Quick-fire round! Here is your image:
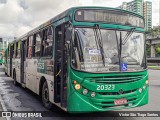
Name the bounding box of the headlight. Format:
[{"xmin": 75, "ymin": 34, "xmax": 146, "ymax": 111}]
[
  {"xmin": 143, "ymin": 85, "xmax": 146, "ymax": 89},
  {"xmin": 83, "ymin": 89, "xmax": 88, "ymax": 95},
  {"xmin": 139, "ymin": 88, "xmax": 142, "ymax": 93},
  {"xmin": 146, "ymin": 80, "xmax": 149, "ymax": 85},
  {"xmin": 91, "ymin": 92, "xmax": 96, "ymax": 97},
  {"xmin": 75, "ymin": 84, "xmax": 81, "ymax": 90}
]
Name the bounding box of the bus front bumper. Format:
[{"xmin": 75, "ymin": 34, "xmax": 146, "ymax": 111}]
[{"xmin": 67, "ymin": 86, "xmax": 148, "ymax": 113}]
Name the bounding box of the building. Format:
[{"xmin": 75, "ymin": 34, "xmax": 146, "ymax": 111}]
[
  {"xmin": 118, "ymin": 2, "xmax": 128, "ymax": 10},
  {"xmin": 143, "ymin": 1, "xmax": 152, "ymax": 31},
  {"xmin": 0, "ymin": 38, "xmax": 9, "ymax": 53},
  {"xmin": 127, "ymin": 0, "xmax": 143, "ymax": 16},
  {"xmin": 118, "ymin": 0, "xmax": 143, "ymax": 15},
  {"xmin": 118, "ymin": 0, "xmax": 152, "ymax": 31}
]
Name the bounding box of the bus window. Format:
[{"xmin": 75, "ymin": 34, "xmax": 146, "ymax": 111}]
[
  {"xmin": 28, "ymin": 36, "xmax": 33, "ymax": 58},
  {"xmin": 15, "ymin": 41, "xmax": 21, "ymax": 58},
  {"xmin": 15, "ymin": 42, "xmax": 18, "ymax": 58},
  {"xmin": 8, "ymin": 46, "xmax": 10, "ymax": 57},
  {"xmin": 35, "ymin": 33, "xmax": 41, "ymax": 57},
  {"xmin": 26, "ymin": 38, "xmax": 29, "ymax": 58},
  {"xmin": 13, "ymin": 44, "xmax": 15, "ymax": 58},
  {"xmin": 17, "ymin": 41, "xmax": 21, "ymax": 58},
  {"xmin": 42, "ymin": 27, "xmax": 53, "ymax": 57}
]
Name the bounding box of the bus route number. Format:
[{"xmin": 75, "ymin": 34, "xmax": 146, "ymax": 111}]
[{"xmin": 96, "ymin": 85, "xmax": 115, "ymax": 91}]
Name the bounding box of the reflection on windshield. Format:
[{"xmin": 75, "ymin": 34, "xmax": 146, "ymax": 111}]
[
  {"xmin": 71, "ymin": 28, "xmax": 146, "ymax": 73},
  {"xmin": 119, "ymin": 31, "xmax": 145, "ymax": 67}
]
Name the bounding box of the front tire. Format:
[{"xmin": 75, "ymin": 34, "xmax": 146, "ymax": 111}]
[
  {"xmin": 42, "ymin": 81, "xmax": 52, "ymax": 109},
  {"xmin": 13, "ymin": 71, "xmax": 18, "ymax": 86},
  {"xmin": 5, "ymin": 72, "xmax": 7, "ymax": 76}
]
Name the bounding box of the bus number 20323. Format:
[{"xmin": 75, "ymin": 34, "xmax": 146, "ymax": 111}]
[{"xmin": 97, "ymin": 85, "xmax": 115, "ymax": 90}]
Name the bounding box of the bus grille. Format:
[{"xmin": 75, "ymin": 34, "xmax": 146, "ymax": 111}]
[
  {"xmin": 98, "ymin": 89, "xmax": 137, "ymax": 95},
  {"xmin": 90, "ymin": 74, "xmax": 145, "ymax": 84}
]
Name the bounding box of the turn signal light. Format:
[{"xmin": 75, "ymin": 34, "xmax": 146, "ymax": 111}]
[
  {"xmin": 146, "ymin": 80, "xmax": 149, "ymax": 85},
  {"xmin": 73, "ymin": 80, "xmax": 77, "ymax": 84}
]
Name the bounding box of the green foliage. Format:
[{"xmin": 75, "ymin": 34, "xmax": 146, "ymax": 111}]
[
  {"xmin": 146, "ymin": 44, "xmax": 151, "ymax": 57},
  {"xmin": 147, "ymin": 27, "xmax": 160, "ymax": 36},
  {"xmin": 156, "ymin": 45, "xmax": 160, "ymax": 54}
]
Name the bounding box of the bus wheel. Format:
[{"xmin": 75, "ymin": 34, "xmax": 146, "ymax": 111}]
[
  {"xmin": 5, "ymin": 72, "xmax": 7, "ymax": 76},
  {"xmin": 13, "ymin": 71, "xmax": 18, "ymax": 86},
  {"xmin": 42, "ymin": 81, "xmax": 52, "ymax": 110}
]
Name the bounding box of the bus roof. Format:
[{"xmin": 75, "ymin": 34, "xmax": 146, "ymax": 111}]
[{"xmin": 17, "ymin": 6, "xmax": 144, "ymax": 40}]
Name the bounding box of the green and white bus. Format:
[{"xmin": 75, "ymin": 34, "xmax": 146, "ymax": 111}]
[
  {"xmin": 5, "ymin": 7, "xmax": 148, "ymax": 112},
  {"xmin": 0, "ymin": 52, "xmax": 3, "ymax": 65}
]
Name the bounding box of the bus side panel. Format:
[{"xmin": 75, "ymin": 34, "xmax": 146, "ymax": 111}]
[
  {"xmin": 25, "ymin": 58, "xmax": 38, "ymax": 94},
  {"xmin": 37, "ymin": 59, "xmax": 54, "ymax": 103},
  {"xmin": 37, "ymin": 72, "xmax": 54, "ymax": 103},
  {"xmin": 12, "ymin": 58, "xmax": 16, "ymax": 78},
  {"xmin": 15, "ymin": 59, "xmax": 21, "ymax": 83}
]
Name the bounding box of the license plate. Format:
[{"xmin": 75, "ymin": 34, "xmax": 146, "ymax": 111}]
[{"xmin": 114, "ymin": 98, "xmax": 127, "ymax": 105}]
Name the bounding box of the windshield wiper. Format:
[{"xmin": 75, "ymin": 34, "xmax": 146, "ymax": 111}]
[
  {"xmin": 93, "ymin": 24, "xmax": 105, "ymax": 66},
  {"xmin": 75, "ymin": 30, "xmax": 84, "ymax": 62},
  {"xmin": 119, "ymin": 32, "xmax": 122, "ymax": 71},
  {"xmin": 122, "ymin": 28, "xmax": 136, "ymax": 45}
]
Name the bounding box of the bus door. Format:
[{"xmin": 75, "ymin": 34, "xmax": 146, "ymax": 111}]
[
  {"xmin": 20, "ymin": 40, "xmax": 26, "ymax": 84},
  {"xmin": 54, "ymin": 24, "xmax": 68, "ymax": 107}
]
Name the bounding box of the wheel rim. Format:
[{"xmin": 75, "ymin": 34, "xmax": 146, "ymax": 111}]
[{"xmin": 43, "ymin": 87, "xmax": 49, "ymax": 103}]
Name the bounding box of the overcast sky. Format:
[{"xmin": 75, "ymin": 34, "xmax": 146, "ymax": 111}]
[{"xmin": 0, "ymin": 0, "xmax": 158, "ymax": 37}]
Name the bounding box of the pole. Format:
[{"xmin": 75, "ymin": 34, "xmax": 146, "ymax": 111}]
[
  {"xmin": 159, "ymin": 0, "xmax": 160, "ymax": 26},
  {"xmin": 159, "ymin": 0, "xmax": 160, "ymax": 31}
]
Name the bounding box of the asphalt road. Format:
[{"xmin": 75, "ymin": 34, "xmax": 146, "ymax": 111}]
[{"xmin": 0, "ymin": 66, "xmax": 159, "ymax": 120}]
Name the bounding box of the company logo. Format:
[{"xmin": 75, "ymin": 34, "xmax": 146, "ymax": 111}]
[
  {"xmin": 37, "ymin": 63, "xmax": 44, "ymax": 69},
  {"xmin": 118, "ymin": 89, "xmax": 124, "ymax": 94}
]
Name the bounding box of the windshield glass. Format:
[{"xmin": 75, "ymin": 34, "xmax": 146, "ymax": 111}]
[
  {"xmin": 118, "ymin": 31, "xmax": 145, "ymax": 71},
  {"xmin": 71, "ymin": 27, "xmax": 146, "ymax": 73}
]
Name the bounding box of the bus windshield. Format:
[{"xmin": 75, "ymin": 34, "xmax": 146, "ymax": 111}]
[{"xmin": 71, "ymin": 27, "xmax": 145, "ymax": 73}]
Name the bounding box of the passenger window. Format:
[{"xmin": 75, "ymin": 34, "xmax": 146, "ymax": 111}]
[
  {"xmin": 15, "ymin": 42, "xmax": 18, "ymax": 58},
  {"xmin": 28, "ymin": 36, "xmax": 33, "ymax": 58},
  {"xmin": 8, "ymin": 47, "xmax": 10, "ymax": 56},
  {"xmin": 42, "ymin": 26, "xmax": 53, "ymax": 57},
  {"xmin": 17, "ymin": 41, "xmax": 21, "ymax": 58},
  {"xmin": 26, "ymin": 38, "xmax": 29, "ymax": 58},
  {"xmin": 13, "ymin": 44, "xmax": 16, "ymax": 58},
  {"xmin": 35, "ymin": 33, "xmax": 41, "ymax": 57}
]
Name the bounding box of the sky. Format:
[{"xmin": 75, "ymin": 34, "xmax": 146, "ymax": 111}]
[{"xmin": 0, "ymin": 0, "xmax": 158, "ymax": 38}]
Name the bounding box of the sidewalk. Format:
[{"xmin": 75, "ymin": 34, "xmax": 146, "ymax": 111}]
[
  {"xmin": 148, "ymin": 66, "xmax": 160, "ymax": 70},
  {"xmin": 0, "ymin": 102, "xmax": 7, "ymax": 120},
  {"xmin": 0, "ymin": 65, "xmax": 7, "ymax": 120}
]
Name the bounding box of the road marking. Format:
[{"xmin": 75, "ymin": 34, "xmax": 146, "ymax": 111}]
[{"xmin": 0, "ymin": 90, "xmax": 11, "ymax": 120}]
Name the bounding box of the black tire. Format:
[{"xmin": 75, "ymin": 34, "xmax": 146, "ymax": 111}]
[
  {"xmin": 5, "ymin": 72, "xmax": 7, "ymax": 76},
  {"xmin": 42, "ymin": 81, "xmax": 52, "ymax": 109},
  {"xmin": 13, "ymin": 71, "xmax": 18, "ymax": 86}
]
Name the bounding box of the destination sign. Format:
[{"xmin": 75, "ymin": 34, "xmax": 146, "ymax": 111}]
[{"xmin": 75, "ymin": 9, "xmax": 144, "ymax": 28}]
